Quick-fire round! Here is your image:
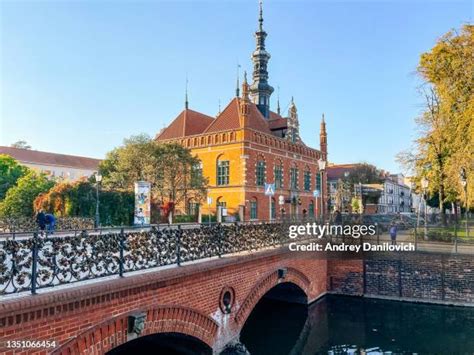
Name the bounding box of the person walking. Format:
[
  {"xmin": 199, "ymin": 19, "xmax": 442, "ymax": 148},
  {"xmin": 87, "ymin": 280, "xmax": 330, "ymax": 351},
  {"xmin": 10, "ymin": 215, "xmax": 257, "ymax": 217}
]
[
  {"xmin": 334, "ymin": 210, "xmax": 342, "ymax": 225},
  {"xmin": 45, "ymin": 213, "xmax": 56, "ymax": 235},
  {"xmin": 36, "ymin": 210, "xmax": 46, "ymax": 233},
  {"xmin": 389, "ymin": 223, "xmax": 398, "ymax": 245}
]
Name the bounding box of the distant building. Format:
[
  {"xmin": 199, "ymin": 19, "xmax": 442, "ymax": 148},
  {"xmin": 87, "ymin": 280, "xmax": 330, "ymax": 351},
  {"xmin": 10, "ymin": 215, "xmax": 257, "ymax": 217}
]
[
  {"xmin": 327, "ymin": 164, "xmax": 412, "ymax": 214},
  {"xmin": 377, "ymin": 174, "xmax": 412, "ymax": 213},
  {"xmin": 0, "ymin": 146, "xmax": 101, "ymax": 181}
]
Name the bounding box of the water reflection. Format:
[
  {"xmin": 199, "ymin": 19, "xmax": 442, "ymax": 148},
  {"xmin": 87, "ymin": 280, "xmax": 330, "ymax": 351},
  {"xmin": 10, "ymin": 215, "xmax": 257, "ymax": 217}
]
[{"xmin": 241, "ymin": 295, "xmax": 474, "ymax": 354}]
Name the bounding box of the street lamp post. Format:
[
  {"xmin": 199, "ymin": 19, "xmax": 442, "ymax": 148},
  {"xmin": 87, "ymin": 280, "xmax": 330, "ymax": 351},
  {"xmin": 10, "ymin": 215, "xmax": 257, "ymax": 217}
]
[
  {"xmin": 95, "ymin": 173, "xmax": 102, "ymax": 229},
  {"xmin": 460, "ymin": 168, "xmax": 469, "ymax": 238},
  {"xmin": 318, "ymin": 159, "xmax": 327, "ymax": 223},
  {"xmin": 421, "ymin": 177, "xmax": 429, "ymax": 240}
]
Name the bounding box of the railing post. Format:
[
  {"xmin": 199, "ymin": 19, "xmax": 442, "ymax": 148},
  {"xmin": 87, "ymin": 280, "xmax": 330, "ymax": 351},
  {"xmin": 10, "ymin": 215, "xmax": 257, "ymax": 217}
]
[
  {"xmin": 31, "ymin": 232, "xmax": 39, "ymax": 295},
  {"xmin": 119, "ymin": 228, "xmax": 124, "ymax": 277},
  {"xmin": 454, "ymin": 222, "xmax": 458, "ymax": 254},
  {"xmin": 176, "ymin": 225, "xmax": 181, "ymax": 266},
  {"xmin": 375, "ymin": 222, "xmax": 379, "ymax": 245},
  {"xmin": 414, "ymin": 224, "xmax": 417, "ymax": 251},
  {"xmin": 217, "ymin": 223, "xmax": 222, "ymax": 258}
]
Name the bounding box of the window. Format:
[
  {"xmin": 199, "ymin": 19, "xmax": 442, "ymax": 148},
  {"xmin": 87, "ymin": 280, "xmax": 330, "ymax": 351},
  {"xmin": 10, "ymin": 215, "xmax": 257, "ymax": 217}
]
[
  {"xmin": 271, "ymin": 199, "xmax": 276, "ymax": 219},
  {"xmin": 217, "ymin": 160, "xmax": 230, "ymax": 185},
  {"xmin": 256, "ymin": 160, "xmax": 266, "ymax": 186},
  {"xmin": 250, "ymin": 199, "xmax": 258, "ymax": 219},
  {"xmin": 191, "ymin": 162, "xmax": 203, "ymax": 187},
  {"xmin": 217, "ymin": 200, "xmax": 227, "ymax": 208},
  {"xmin": 290, "ymin": 167, "xmax": 298, "ymax": 190},
  {"xmin": 304, "ymin": 169, "xmax": 311, "ymax": 191},
  {"xmin": 187, "ymin": 201, "xmax": 200, "ymax": 215},
  {"xmin": 274, "ymin": 164, "xmax": 283, "ymax": 189},
  {"xmin": 315, "ymin": 173, "xmax": 321, "ymax": 191},
  {"xmin": 309, "ymin": 201, "xmax": 315, "ymax": 217}
]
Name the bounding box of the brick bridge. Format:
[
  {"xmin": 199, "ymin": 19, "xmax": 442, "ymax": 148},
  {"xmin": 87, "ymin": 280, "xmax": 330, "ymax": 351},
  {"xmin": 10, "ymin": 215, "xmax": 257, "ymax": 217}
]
[
  {"xmin": 2, "ymin": 224, "xmax": 473, "ymax": 355},
  {"xmin": 0, "ymin": 245, "xmax": 363, "ymax": 355}
]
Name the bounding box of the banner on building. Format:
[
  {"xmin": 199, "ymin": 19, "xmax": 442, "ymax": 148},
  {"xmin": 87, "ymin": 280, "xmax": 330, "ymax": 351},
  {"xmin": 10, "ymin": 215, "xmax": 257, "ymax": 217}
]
[{"xmin": 134, "ymin": 181, "xmax": 151, "ymax": 225}]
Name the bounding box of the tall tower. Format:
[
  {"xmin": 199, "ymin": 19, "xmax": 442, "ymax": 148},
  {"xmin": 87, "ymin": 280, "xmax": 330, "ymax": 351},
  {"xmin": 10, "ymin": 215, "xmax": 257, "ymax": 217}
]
[
  {"xmin": 249, "ymin": 1, "xmax": 274, "ymax": 119},
  {"xmin": 320, "ymin": 114, "xmax": 328, "ymax": 159}
]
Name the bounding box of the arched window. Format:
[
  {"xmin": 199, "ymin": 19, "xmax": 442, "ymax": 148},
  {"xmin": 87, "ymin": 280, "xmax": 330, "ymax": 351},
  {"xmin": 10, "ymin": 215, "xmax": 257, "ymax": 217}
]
[
  {"xmin": 256, "ymin": 156, "xmax": 266, "ymax": 186},
  {"xmin": 250, "ymin": 198, "xmax": 258, "ymax": 220},
  {"xmin": 217, "ymin": 197, "xmax": 226, "ymax": 208},
  {"xmin": 216, "ymin": 156, "xmax": 230, "ymax": 186}
]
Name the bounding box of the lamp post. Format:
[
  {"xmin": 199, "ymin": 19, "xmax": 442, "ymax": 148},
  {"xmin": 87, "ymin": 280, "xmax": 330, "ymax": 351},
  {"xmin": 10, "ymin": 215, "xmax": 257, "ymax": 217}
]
[
  {"xmin": 318, "ymin": 159, "xmax": 327, "ymax": 223},
  {"xmin": 460, "ymin": 168, "xmax": 469, "ymax": 238},
  {"xmin": 95, "ymin": 173, "xmax": 102, "ymax": 229},
  {"xmin": 421, "ymin": 177, "xmax": 429, "ymax": 240}
]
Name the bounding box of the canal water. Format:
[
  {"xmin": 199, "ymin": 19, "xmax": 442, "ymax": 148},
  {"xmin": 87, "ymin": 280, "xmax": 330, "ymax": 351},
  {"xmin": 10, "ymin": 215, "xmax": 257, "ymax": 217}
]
[{"xmin": 240, "ymin": 295, "xmax": 474, "ymax": 354}]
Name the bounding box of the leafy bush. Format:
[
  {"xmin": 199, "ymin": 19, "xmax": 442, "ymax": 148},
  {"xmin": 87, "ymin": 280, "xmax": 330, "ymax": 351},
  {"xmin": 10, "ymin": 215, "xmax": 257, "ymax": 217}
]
[
  {"xmin": 34, "ymin": 181, "xmax": 134, "ymax": 226},
  {"xmin": 426, "ymin": 230, "xmax": 453, "ymax": 242},
  {"xmin": 174, "ymin": 214, "xmax": 197, "ymax": 223},
  {"xmin": 0, "ymin": 171, "xmax": 54, "ymax": 218}
]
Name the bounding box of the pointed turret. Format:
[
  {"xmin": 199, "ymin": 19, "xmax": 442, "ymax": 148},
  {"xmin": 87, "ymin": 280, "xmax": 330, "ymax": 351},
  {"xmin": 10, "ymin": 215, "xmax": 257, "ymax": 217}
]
[
  {"xmin": 320, "ymin": 113, "xmax": 328, "ymax": 159},
  {"xmin": 185, "ymin": 77, "xmax": 189, "ymax": 109},
  {"xmin": 286, "ymin": 97, "xmax": 300, "ymax": 143},
  {"xmin": 240, "ymin": 71, "xmax": 250, "ymax": 127},
  {"xmin": 249, "ymin": 0, "xmax": 274, "ymax": 119}
]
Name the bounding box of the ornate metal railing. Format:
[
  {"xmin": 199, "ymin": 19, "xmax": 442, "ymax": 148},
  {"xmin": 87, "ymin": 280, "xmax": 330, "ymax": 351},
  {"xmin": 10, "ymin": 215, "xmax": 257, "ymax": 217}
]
[{"xmin": 0, "ymin": 223, "xmax": 290, "ymax": 295}]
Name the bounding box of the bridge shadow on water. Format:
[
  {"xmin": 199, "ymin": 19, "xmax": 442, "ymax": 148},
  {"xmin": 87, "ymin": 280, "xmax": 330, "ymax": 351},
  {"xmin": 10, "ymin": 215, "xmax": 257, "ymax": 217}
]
[
  {"xmin": 106, "ymin": 333, "xmax": 212, "ymax": 355},
  {"xmin": 240, "ymin": 282, "xmax": 309, "ymax": 355}
]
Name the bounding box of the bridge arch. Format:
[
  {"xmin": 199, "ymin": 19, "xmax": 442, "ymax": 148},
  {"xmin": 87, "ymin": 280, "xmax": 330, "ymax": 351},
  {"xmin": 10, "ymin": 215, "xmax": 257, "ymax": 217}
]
[
  {"xmin": 234, "ymin": 267, "xmax": 311, "ymax": 327},
  {"xmin": 53, "ymin": 305, "xmax": 219, "ymax": 355}
]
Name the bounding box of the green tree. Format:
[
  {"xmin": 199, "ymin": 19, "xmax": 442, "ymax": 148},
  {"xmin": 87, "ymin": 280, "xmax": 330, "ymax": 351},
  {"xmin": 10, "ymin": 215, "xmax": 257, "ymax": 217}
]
[
  {"xmin": 0, "ymin": 171, "xmax": 54, "ymax": 217},
  {"xmin": 34, "ymin": 180, "xmax": 134, "ymax": 226},
  {"xmin": 100, "ymin": 134, "xmax": 208, "ymax": 220},
  {"xmin": 343, "ymin": 163, "xmax": 384, "ymax": 186},
  {"xmin": 0, "ymin": 155, "xmax": 29, "ymax": 200}
]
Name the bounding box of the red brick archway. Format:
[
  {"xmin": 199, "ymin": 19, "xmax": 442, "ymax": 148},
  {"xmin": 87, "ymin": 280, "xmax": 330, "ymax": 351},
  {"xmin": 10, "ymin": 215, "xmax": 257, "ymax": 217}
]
[
  {"xmin": 235, "ymin": 267, "xmax": 311, "ymax": 327},
  {"xmin": 54, "ymin": 305, "xmax": 218, "ymax": 355}
]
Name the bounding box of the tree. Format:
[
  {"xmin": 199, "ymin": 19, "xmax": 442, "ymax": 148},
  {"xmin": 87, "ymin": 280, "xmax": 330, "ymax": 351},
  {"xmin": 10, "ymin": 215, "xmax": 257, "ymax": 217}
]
[
  {"xmin": 398, "ymin": 25, "xmax": 473, "ymax": 224},
  {"xmin": 34, "ymin": 180, "xmax": 134, "ymax": 226},
  {"xmin": 11, "ymin": 140, "xmax": 31, "ymax": 149},
  {"xmin": 0, "ymin": 171, "xmax": 54, "ymax": 217},
  {"xmin": 100, "ymin": 134, "xmax": 208, "ymax": 221},
  {"xmin": 0, "ymin": 155, "xmax": 29, "ymax": 200},
  {"xmin": 342, "ymin": 163, "xmax": 384, "ymax": 186}
]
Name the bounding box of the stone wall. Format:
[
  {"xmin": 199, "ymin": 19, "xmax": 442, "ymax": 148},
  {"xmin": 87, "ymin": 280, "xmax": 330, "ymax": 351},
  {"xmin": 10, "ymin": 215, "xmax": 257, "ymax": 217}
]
[{"xmin": 328, "ymin": 252, "xmax": 474, "ymax": 305}]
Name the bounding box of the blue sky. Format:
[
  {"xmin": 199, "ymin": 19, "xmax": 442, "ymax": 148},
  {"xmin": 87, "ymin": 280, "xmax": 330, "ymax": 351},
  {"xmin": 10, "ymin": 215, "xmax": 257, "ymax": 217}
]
[{"xmin": 1, "ymin": 0, "xmax": 471, "ymax": 173}]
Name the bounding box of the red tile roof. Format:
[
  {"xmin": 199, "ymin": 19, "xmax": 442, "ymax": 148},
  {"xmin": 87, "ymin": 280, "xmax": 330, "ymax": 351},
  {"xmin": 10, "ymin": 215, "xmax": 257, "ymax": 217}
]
[
  {"xmin": 156, "ymin": 109, "xmax": 214, "ymax": 140},
  {"xmin": 268, "ymin": 111, "xmax": 287, "ymax": 130},
  {"xmin": 0, "ymin": 146, "xmax": 101, "ymax": 170},
  {"xmin": 204, "ymin": 98, "xmax": 273, "ymax": 135}
]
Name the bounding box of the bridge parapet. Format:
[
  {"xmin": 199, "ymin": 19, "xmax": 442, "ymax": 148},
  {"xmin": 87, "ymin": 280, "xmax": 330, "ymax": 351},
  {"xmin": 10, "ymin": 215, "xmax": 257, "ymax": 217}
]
[{"xmin": 0, "ymin": 223, "xmax": 291, "ymax": 296}]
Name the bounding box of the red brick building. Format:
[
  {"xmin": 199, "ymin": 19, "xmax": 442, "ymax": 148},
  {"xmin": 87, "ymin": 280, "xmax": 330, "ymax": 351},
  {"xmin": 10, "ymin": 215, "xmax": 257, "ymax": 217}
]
[{"xmin": 155, "ymin": 4, "xmax": 328, "ymax": 221}]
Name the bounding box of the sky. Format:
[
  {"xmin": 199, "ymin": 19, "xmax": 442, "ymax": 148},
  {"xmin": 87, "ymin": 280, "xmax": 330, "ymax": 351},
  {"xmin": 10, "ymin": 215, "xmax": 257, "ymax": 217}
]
[{"xmin": 0, "ymin": 0, "xmax": 471, "ymax": 173}]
